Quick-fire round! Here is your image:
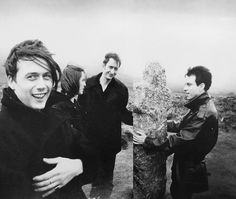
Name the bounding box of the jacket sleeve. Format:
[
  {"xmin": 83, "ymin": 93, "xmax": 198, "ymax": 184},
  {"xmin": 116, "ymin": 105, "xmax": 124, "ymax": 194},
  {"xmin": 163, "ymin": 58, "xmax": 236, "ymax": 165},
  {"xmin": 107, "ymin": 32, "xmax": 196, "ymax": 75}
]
[
  {"xmin": 143, "ymin": 111, "xmax": 206, "ymax": 156},
  {"xmin": 167, "ymin": 111, "xmax": 207, "ymax": 156},
  {"xmin": 0, "ymin": 140, "xmax": 31, "ymax": 196},
  {"xmin": 169, "ymin": 114, "xmax": 205, "ymax": 144},
  {"xmin": 120, "ymin": 87, "xmax": 133, "ymax": 125}
]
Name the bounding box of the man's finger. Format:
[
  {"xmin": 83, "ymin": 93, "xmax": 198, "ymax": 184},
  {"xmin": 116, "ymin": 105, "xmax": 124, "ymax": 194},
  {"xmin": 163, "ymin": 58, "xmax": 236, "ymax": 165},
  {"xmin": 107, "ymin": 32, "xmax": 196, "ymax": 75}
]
[
  {"xmin": 42, "ymin": 187, "xmax": 57, "ymax": 198},
  {"xmin": 135, "ymin": 130, "xmax": 144, "ymax": 135},
  {"xmin": 33, "ymin": 169, "xmax": 57, "ymax": 182},
  {"xmin": 134, "ymin": 142, "xmax": 141, "ymax": 145},
  {"xmin": 33, "ymin": 176, "xmax": 57, "ymax": 188},
  {"xmin": 35, "ymin": 181, "xmax": 58, "ymax": 192},
  {"xmin": 43, "ymin": 157, "xmax": 61, "ymax": 165}
]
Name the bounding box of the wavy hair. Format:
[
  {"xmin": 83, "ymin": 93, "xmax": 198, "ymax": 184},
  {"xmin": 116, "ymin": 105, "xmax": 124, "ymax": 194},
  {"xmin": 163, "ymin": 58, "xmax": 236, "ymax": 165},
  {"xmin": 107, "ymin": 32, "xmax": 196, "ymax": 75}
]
[{"xmin": 4, "ymin": 39, "xmax": 61, "ymax": 89}]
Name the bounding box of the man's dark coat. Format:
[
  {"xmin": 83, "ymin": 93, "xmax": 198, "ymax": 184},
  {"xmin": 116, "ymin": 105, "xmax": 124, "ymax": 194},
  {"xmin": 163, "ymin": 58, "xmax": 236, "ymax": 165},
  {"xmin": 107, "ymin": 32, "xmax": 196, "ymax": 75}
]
[
  {"xmin": 81, "ymin": 73, "xmax": 133, "ymax": 154},
  {"xmin": 0, "ymin": 88, "xmax": 92, "ymax": 199}
]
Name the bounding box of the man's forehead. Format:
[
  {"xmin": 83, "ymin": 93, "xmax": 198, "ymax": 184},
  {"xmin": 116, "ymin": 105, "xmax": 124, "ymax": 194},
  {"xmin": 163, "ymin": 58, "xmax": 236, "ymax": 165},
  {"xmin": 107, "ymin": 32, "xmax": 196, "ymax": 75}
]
[
  {"xmin": 185, "ymin": 75, "xmax": 196, "ymax": 83},
  {"xmin": 106, "ymin": 58, "xmax": 119, "ymax": 67},
  {"xmin": 17, "ymin": 58, "xmax": 50, "ymax": 73}
]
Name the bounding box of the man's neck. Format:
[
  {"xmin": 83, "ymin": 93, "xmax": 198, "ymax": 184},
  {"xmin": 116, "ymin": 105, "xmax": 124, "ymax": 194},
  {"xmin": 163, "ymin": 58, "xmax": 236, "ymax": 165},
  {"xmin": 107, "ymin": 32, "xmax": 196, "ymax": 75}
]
[{"xmin": 99, "ymin": 73, "xmax": 112, "ymax": 92}]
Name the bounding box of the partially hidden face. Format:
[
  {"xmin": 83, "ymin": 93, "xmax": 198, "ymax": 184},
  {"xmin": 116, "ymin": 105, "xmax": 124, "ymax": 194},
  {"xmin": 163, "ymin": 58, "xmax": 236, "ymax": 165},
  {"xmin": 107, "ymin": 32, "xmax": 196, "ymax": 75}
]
[
  {"xmin": 103, "ymin": 58, "xmax": 120, "ymax": 80},
  {"xmin": 79, "ymin": 71, "xmax": 87, "ymax": 95},
  {"xmin": 8, "ymin": 59, "xmax": 53, "ymax": 109},
  {"xmin": 183, "ymin": 75, "xmax": 205, "ymax": 100}
]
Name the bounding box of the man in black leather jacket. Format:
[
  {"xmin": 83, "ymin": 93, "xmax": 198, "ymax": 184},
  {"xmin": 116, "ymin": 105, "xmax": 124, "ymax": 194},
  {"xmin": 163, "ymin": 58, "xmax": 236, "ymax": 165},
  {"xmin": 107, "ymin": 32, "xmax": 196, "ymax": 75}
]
[{"xmin": 134, "ymin": 66, "xmax": 218, "ymax": 199}]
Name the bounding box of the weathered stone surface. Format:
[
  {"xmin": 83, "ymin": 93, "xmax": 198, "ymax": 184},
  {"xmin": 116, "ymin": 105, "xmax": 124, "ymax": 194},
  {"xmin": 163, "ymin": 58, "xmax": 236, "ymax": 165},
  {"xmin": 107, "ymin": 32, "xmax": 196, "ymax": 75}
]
[{"xmin": 133, "ymin": 63, "xmax": 170, "ymax": 199}]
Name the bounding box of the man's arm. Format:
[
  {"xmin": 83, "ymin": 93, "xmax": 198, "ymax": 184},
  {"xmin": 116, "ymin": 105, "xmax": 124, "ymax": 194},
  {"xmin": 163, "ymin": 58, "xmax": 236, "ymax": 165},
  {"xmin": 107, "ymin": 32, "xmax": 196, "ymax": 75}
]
[
  {"xmin": 120, "ymin": 87, "xmax": 133, "ymax": 125},
  {"xmin": 168, "ymin": 114, "xmax": 205, "ymax": 148},
  {"xmin": 164, "ymin": 112, "xmax": 206, "ymax": 156},
  {"xmin": 135, "ymin": 111, "xmax": 207, "ymax": 157}
]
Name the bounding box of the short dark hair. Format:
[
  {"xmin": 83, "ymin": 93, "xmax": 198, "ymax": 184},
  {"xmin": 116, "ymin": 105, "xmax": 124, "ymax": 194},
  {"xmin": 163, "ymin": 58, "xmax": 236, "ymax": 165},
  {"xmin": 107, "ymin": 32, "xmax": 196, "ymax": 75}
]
[
  {"xmin": 186, "ymin": 66, "xmax": 212, "ymax": 91},
  {"xmin": 4, "ymin": 39, "xmax": 61, "ymax": 89},
  {"xmin": 61, "ymin": 65, "xmax": 85, "ymax": 98},
  {"xmin": 103, "ymin": 53, "xmax": 121, "ymax": 67}
]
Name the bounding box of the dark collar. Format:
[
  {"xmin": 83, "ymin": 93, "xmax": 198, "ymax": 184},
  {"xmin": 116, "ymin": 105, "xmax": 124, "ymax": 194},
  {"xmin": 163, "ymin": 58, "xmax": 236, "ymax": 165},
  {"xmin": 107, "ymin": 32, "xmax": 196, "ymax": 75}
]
[
  {"xmin": 185, "ymin": 92, "xmax": 210, "ymax": 110},
  {"xmin": 1, "ymin": 87, "xmax": 65, "ymax": 115},
  {"xmin": 87, "ymin": 73, "xmax": 116, "ymax": 88}
]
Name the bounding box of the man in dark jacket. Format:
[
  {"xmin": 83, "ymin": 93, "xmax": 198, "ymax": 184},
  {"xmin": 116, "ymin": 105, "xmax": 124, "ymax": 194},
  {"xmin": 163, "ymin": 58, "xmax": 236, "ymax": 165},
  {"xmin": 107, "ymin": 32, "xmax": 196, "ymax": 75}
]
[
  {"xmin": 0, "ymin": 40, "xmax": 92, "ymax": 199},
  {"xmin": 134, "ymin": 66, "xmax": 218, "ymax": 199},
  {"xmin": 81, "ymin": 53, "xmax": 133, "ymax": 199}
]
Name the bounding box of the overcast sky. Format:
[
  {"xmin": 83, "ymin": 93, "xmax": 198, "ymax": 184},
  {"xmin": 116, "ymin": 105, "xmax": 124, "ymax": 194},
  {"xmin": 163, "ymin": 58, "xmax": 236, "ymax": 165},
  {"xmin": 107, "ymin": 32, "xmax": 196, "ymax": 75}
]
[{"xmin": 0, "ymin": 0, "xmax": 235, "ymax": 93}]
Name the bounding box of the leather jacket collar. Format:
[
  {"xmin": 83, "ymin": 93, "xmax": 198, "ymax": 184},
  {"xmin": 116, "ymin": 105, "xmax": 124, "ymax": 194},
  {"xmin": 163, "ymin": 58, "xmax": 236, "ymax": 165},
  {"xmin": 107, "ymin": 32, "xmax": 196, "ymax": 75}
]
[{"xmin": 185, "ymin": 92, "xmax": 210, "ymax": 110}]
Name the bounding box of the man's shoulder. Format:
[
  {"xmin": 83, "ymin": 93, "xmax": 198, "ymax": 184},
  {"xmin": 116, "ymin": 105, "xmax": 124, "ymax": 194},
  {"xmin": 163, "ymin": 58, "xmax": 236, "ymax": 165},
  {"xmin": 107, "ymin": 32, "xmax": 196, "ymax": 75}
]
[
  {"xmin": 113, "ymin": 78, "xmax": 128, "ymax": 91},
  {"xmin": 86, "ymin": 74, "xmax": 99, "ymax": 88},
  {"xmin": 206, "ymin": 98, "xmax": 218, "ymax": 118},
  {"xmin": 197, "ymin": 98, "xmax": 218, "ymax": 119}
]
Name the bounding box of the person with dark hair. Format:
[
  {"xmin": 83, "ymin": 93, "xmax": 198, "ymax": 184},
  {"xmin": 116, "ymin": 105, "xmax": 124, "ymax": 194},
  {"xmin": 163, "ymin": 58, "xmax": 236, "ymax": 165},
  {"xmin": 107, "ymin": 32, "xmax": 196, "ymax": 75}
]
[
  {"xmin": 49, "ymin": 64, "xmax": 88, "ymax": 140},
  {"xmin": 61, "ymin": 65, "xmax": 86, "ymax": 99},
  {"xmin": 0, "ymin": 40, "xmax": 92, "ymax": 199},
  {"xmin": 134, "ymin": 66, "xmax": 218, "ymax": 199},
  {"xmin": 80, "ymin": 53, "xmax": 133, "ymax": 199}
]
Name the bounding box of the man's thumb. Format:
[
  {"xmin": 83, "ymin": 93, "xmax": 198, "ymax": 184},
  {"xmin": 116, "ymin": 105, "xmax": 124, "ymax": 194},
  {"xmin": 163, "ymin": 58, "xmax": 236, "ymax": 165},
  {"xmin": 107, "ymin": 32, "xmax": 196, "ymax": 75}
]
[{"xmin": 43, "ymin": 157, "xmax": 61, "ymax": 164}]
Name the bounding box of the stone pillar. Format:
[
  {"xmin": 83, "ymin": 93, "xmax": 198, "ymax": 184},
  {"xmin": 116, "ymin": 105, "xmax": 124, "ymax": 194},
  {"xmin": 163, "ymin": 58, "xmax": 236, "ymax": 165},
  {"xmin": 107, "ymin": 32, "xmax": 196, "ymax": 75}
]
[{"xmin": 133, "ymin": 63, "xmax": 170, "ymax": 199}]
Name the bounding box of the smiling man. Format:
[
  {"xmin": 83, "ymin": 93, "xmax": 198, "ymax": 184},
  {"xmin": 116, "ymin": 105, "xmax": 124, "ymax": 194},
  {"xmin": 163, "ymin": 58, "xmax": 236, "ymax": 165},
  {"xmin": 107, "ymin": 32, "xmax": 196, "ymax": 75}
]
[
  {"xmin": 133, "ymin": 66, "xmax": 218, "ymax": 199},
  {"xmin": 81, "ymin": 53, "xmax": 133, "ymax": 199},
  {"xmin": 8, "ymin": 58, "xmax": 53, "ymax": 109},
  {"xmin": 0, "ymin": 40, "xmax": 92, "ymax": 199}
]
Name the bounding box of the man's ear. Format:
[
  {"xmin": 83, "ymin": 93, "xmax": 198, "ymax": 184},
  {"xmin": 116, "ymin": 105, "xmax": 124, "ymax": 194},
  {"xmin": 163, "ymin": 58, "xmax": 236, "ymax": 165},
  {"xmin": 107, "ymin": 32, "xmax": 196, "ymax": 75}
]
[
  {"xmin": 7, "ymin": 76, "xmax": 16, "ymax": 90},
  {"xmin": 199, "ymin": 82, "xmax": 205, "ymax": 91}
]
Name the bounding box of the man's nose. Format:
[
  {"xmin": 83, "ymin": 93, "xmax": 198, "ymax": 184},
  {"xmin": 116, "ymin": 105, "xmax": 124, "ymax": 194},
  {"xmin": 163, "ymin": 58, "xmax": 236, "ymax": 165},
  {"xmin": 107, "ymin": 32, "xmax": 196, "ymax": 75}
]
[
  {"xmin": 183, "ymin": 85, "xmax": 187, "ymax": 92},
  {"xmin": 110, "ymin": 68, "xmax": 116, "ymax": 74},
  {"xmin": 36, "ymin": 77, "xmax": 47, "ymax": 91}
]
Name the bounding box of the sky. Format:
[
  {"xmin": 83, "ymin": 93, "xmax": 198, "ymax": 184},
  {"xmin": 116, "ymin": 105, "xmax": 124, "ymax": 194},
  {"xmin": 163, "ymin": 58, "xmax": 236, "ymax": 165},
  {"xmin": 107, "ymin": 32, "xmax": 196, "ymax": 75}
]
[{"xmin": 0, "ymin": 0, "xmax": 236, "ymax": 94}]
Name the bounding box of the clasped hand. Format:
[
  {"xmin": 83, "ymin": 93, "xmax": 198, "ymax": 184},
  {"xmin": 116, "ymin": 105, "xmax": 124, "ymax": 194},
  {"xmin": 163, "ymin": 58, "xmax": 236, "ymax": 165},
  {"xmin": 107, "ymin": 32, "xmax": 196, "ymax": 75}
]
[
  {"xmin": 133, "ymin": 129, "xmax": 147, "ymax": 145},
  {"xmin": 133, "ymin": 124, "xmax": 165, "ymax": 145},
  {"xmin": 33, "ymin": 157, "xmax": 83, "ymax": 198}
]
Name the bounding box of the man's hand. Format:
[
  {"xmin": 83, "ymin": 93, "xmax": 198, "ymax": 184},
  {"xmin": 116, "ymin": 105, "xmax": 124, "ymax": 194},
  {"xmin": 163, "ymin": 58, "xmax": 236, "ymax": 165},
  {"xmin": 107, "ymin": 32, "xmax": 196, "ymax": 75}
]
[
  {"xmin": 133, "ymin": 129, "xmax": 147, "ymax": 145},
  {"xmin": 133, "ymin": 124, "xmax": 165, "ymax": 145},
  {"xmin": 33, "ymin": 157, "xmax": 83, "ymax": 198}
]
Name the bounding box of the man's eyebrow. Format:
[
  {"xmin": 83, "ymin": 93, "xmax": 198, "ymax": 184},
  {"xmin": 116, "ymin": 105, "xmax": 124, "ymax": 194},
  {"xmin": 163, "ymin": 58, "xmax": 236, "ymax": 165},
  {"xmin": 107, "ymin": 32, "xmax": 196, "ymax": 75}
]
[{"xmin": 25, "ymin": 72, "xmax": 39, "ymax": 75}]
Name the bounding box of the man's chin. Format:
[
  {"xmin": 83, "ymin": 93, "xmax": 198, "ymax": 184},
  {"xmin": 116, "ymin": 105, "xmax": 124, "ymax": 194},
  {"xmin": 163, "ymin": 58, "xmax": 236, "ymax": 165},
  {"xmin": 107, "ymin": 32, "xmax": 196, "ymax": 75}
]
[
  {"xmin": 185, "ymin": 95, "xmax": 192, "ymax": 100},
  {"xmin": 31, "ymin": 101, "xmax": 47, "ymax": 110}
]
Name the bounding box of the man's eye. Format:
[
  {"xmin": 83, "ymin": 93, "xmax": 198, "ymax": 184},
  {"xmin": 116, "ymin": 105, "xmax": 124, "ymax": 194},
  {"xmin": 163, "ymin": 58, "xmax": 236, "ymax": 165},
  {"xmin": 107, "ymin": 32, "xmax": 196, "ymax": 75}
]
[
  {"xmin": 27, "ymin": 75, "xmax": 37, "ymax": 80},
  {"xmin": 44, "ymin": 74, "xmax": 52, "ymax": 80}
]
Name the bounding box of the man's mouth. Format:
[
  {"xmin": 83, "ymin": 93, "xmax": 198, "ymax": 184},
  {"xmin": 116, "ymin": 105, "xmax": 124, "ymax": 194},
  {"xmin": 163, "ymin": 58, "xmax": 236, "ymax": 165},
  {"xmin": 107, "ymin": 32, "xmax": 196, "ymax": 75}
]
[{"xmin": 32, "ymin": 93, "xmax": 48, "ymax": 99}]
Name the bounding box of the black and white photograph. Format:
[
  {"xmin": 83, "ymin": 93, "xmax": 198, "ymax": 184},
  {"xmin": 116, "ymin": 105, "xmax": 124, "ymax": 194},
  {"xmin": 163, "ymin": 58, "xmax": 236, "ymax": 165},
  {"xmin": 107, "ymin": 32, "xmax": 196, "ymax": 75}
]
[{"xmin": 0, "ymin": 0, "xmax": 235, "ymax": 199}]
